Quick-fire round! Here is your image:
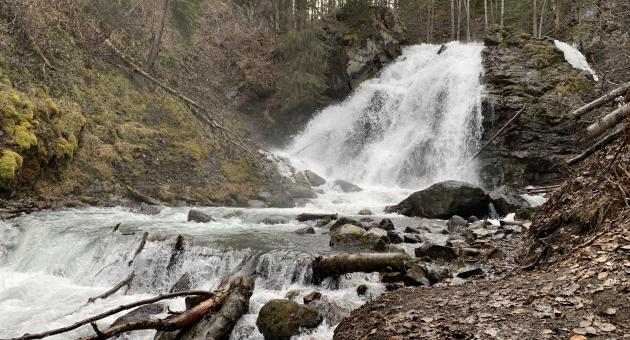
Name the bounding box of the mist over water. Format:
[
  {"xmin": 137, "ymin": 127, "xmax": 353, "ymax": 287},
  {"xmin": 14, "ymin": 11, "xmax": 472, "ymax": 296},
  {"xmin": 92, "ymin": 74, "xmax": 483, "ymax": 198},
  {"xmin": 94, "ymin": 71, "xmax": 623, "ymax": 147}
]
[{"xmin": 284, "ymin": 42, "xmax": 485, "ymax": 188}]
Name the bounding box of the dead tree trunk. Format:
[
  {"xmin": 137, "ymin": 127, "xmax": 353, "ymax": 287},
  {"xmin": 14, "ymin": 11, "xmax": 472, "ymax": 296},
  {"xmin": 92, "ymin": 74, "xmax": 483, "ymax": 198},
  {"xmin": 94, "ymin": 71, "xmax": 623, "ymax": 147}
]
[
  {"xmin": 311, "ymin": 253, "xmax": 411, "ymax": 284},
  {"xmin": 571, "ymin": 81, "xmax": 630, "ymax": 118},
  {"xmin": 177, "ymin": 276, "xmax": 255, "ymax": 339},
  {"xmin": 87, "ymin": 272, "xmax": 135, "ymax": 303},
  {"xmin": 146, "ymin": 0, "xmax": 169, "ymax": 74},
  {"xmin": 586, "ymin": 103, "xmax": 630, "ymax": 139},
  {"xmin": 566, "ymin": 127, "xmax": 624, "ymax": 165}
]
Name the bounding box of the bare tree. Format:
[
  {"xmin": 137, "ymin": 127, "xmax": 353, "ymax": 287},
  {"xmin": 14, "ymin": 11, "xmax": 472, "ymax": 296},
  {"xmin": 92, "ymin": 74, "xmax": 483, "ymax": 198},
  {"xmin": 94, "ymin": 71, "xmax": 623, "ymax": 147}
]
[
  {"xmin": 484, "ymin": 0, "xmax": 488, "ymax": 31},
  {"xmin": 500, "ymin": 0, "xmax": 504, "ymax": 26},
  {"xmin": 538, "ymin": 0, "xmax": 548, "ymax": 38},
  {"xmin": 532, "ymin": 0, "xmax": 538, "ymax": 37},
  {"xmin": 146, "ymin": 0, "xmax": 169, "ymax": 74},
  {"xmin": 451, "ymin": 0, "xmax": 455, "ymax": 40},
  {"xmin": 465, "ymin": 0, "xmax": 470, "ymax": 42},
  {"xmin": 457, "ymin": 0, "xmax": 462, "ymax": 40}
]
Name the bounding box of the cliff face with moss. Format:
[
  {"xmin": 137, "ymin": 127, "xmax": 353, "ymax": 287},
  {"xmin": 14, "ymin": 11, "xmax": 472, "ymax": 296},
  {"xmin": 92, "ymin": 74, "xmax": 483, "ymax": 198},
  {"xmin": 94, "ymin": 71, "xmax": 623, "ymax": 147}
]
[{"xmin": 478, "ymin": 29, "xmax": 596, "ymax": 189}]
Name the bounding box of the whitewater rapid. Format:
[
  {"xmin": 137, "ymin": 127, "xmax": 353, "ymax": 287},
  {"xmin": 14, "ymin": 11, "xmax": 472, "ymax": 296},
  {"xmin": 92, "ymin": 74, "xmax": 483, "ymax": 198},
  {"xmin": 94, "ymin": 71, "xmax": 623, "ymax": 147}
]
[{"xmin": 0, "ymin": 43, "xmax": 486, "ymax": 339}]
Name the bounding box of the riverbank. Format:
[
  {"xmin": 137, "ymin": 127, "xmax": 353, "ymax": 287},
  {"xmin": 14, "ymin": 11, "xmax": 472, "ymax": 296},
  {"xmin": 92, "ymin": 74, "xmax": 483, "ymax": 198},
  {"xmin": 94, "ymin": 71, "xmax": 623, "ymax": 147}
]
[{"xmin": 335, "ymin": 138, "xmax": 630, "ymax": 339}]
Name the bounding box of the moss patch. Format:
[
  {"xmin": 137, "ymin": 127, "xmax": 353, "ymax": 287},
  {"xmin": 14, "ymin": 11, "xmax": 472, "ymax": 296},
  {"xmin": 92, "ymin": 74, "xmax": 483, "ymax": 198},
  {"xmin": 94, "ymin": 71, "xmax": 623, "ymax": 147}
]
[{"xmin": 0, "ymin": 149, "xmax": 23, "ymax": 190}]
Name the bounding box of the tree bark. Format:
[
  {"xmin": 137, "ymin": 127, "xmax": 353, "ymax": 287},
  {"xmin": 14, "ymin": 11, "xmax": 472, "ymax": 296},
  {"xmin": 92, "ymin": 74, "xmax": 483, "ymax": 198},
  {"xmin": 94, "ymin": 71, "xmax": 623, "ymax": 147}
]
[
  {"xmin": 177, "ymin": 276, "xmax": 255, "ymax": 339},
  {"xmin": 465, "ymin": 0, "xmax": 470, "ymax": 42},
  {"xmin": 586, "ymin": 103, "xmax": 630, "ymax": 139},
  {"xmin": 77, "ymin": 293, "xmax": 227, "ymax": 340},
  {"xmin": 571, "ymin": 81, "xmax": 630, "ymax": 118},
  {"xmin": 538, "ymin": 0, "xmax": 548, "ymax": 38},
  {"xmin": 532, "ymin": 0, "xmax": 538, "ymax": 37},
  {"xmin": 311, "ymin": 253, "xmax": 411, "ymax": 284},
  {"xmin": 146, "ymin": 0, "xmax": 169, "ymax": 74},
  {"xmin": 484, "ymin": 0, "xmax": 488, "ymax": 31},
  {"xmin": 566, "ymin": 127, "xmax": 623, "ymax": 165},
  {"xmin": 500, "ymin": 0, "xmax": 505, "ymax": 26},
  {"xmin": 12, "ymin": 291, "xmax": 215, "ymax": 340},
  {"xmin": 87, "ymin": 272, "xmax": 135, "ymax": 303},
  {"xmin": 450, "ymin": 0, "xmax": 455, "ymax": 40}
]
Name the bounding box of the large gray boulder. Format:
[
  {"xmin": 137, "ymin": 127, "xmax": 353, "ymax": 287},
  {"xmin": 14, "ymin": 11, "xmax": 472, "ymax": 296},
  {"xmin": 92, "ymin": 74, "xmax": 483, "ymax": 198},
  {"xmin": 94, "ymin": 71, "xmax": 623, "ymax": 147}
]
[
  {"xmin": 333, "ymin": 179, "xmax": 363, "ymax": 192},
  {"xmin": 287, "ymin": 172, "xmax": 316, "ymax": 199},
  {"xmin": 256, "ymin": 299, "xmax": 323, "ymax": 340},
  {"xmin": 385, "ymin": 180, "xmax": 491, "ymax": 219}
]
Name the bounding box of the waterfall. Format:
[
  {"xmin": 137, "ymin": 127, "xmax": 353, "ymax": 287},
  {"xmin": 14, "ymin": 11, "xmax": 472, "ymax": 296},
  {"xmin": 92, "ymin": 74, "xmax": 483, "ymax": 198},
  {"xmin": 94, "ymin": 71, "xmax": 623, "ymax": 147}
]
[
  {"xmin": 553, "ymin": 40, "xmax": 599, "ymax": 81},
  {"xmin": 284, "ymin": 42, "xmax": 485, "ymax": 188}
]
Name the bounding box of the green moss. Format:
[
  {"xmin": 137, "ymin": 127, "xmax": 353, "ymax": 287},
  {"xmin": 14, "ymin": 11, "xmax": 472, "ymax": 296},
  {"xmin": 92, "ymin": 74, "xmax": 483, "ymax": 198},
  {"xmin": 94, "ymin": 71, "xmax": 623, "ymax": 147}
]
[
  {"xmin": 0, "ymin": 149, "xmax": 23, "ymax": 190},
  {"xmin": 524, "ymin": 42, "xmax": 565, "ymax": 69},
  {"xmin": 11, "ymin": 123, "xmax": 38, "ymax": 150},
  {"xmin": 222, "ymin": 158, "xmax": 253, "ymax": 183},
  {"xmin": 553, "ymin": 75, "xmax": 593, "ymax": 95}
]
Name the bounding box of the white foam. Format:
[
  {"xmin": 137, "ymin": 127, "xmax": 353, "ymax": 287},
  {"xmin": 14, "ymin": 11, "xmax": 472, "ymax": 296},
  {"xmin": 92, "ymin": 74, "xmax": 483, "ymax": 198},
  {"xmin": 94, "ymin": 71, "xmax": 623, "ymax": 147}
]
[{"xmin": 554, "ymin": 40, "xmax": 599, "ymax": 81}]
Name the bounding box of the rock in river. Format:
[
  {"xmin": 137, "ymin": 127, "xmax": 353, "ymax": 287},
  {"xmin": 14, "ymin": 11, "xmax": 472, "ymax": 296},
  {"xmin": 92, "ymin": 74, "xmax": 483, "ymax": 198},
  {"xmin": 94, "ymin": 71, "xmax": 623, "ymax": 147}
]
[
  {"xmin": 385, "ymin": 180, "xmax": 491, "ymax": 219},
  {"xmin": 330, "ymin": 224, "xmax": 366, "ymax": 249},
  {"xmin": 333, "ymin": 179, "xmax": 363, "ymax": 192},
  {"xmin": 415, "ymin": 244, "xmax": 458, "ymax": 261},
  {"xmin": 187, "ymin": 209, "xmax": 214, "ymax": 223},
  {"xmin": 304, "ymin": 170, "xmax": 326, "ymax": 187},
  {"xmin": 256, "ymin": 299, "xmax": 322, "ymax": 340}
]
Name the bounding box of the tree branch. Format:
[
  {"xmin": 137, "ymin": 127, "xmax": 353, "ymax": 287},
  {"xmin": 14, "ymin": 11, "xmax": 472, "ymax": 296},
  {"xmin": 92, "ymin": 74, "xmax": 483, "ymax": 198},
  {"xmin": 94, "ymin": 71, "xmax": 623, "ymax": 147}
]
[{"xmin": 87, "ymin": 272, "xmax": 135, "ymax": 304}]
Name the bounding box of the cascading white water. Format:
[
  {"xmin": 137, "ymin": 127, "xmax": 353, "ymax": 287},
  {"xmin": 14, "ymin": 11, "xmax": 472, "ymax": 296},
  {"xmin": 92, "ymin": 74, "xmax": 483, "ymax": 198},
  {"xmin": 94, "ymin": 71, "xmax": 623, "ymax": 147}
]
[
  {"xmin": 0, "ymin": 42, "xmax": 487, "ymax": 340},
  {"xmin": 283, "ymin": 42, "xmax": 485, "ymax": 188}
]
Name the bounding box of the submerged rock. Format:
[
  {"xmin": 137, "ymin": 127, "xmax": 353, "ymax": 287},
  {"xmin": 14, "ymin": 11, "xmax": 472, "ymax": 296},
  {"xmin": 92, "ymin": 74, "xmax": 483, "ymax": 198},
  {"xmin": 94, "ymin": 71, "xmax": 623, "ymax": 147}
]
[
  {"xmin": 358, "ymin": 208, "xmax": 373, "ymax": 215},
  {"xmin": 330, "ymin": 217, "xmax": 364, "ymax": 231},
  {"xmin": 304, "ymin": 170, "xmax": 326, "ymax": 186},
  {"xmin": 187, "ymin": 209, "xmax": 214, "ymax": 223},
  {"xmin": 256, "ymin": 299, "xmax": 322, "ymax": 340},
  {"xmin": 333, "ymin": 179, "xmax": 363, "ymax": 192},
  {"xmin": 260, "ymin": 216, "xmax": 289, "ymax": 225},
  {"xmin": 378, "ymin": 218, "xmax": 395, "ymax": 231},
  {"xmin": 295, "ymin": 226, "xmax": 315, "ymax": 235},
  {"xmin": 385, "ymin": 180, "xmax": 491, "ymax": 219},
  {"xmin": 303, "ymin": 291, "xmax": 322, "ymax": 304}
]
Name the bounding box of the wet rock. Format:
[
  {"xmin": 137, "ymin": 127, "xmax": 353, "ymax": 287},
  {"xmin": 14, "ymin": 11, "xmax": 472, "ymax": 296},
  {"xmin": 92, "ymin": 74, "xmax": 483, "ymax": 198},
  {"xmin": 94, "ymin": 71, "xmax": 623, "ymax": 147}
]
[
  {"xmin": 296, "ymin": 213, "xmax": 338, "ymax": 222},
  {"xmin": 378, "ymin": 218, "xmax": 395, "ymax": 231},
  {"xmin": 489, "ymin": 186, "xmax": 531, "ymax": 215},
  {"xmin": 260, "ymin": 216, "xmax": 288, "ymax": 225},
  {"xmin": 361, "ymin": 227, "xmax": 390, "ymax": 248},
  {"xmin": 385, "ymin": 282, "xmax": 404, "ymax": 291},
  {"xmin": 304, "ymin": 170, "xmax": 326, "ymax": 186},
  {"xmin": 425, "ymin": 264, "xmax": 452, "ymax": 283},
  {"xmin": 403, "ymin": 234, "xmax": 423, "ymax": 244},
  {"xmin": 456, "ymin": 267, "xmax": 483, "ymax": 279},
  {"xmin": 404, "ymin": 262, "xmax": 431, "ymax": 287},
  {"xmin": 385, "ymin": 244, "xmax": 407, "ymax": 254},
  {"xmin": 333, "ymin": 179, "xmax": 363, "ymax": 192},
  {"xmin": 287, "ymin": 172, "xmax": 316, "ymax": 199},
  {"xmin": 446, "ymin": 215, "xmax": 468, "ymax": 232},
  {"xmin": 169, "ymin": 273, "xmax": 191, "ymax": 293},
  {"xmin": 223, "ymin": 210, "xmax": 244, "ymax": 219},
  {"xmin": 415, "ymin": 244, "xmax": 458, "ymax": 261},
  {"xmin": 111, "ymin": 304, "xmax": 165, "ymax": 328},
  {"xmin": 140, "ymin": 203, "xmax": 163, "ymax": 216},
  {"xmin": 381, "ymin": 271, "xmax": 405, "ymax": 283},
  {"xmin": 468, "ymin": 215, "xmax": 480, "ymax": 223},
  {"xmin": 248, "ymin": 200, "xmax": 268, "ymax": 208},
  {"xmin": 295, "ymin": 226, "xmax": 315, "ymax": 235},
  {"xmin": 256, "ymin": 299, "xmax": 323, "ymax": 340},
  {"xmin": 357, "ymin": 284, "xmax": 368, "ymax": 296},
  {"xmin": 330, "ymin": 224, "xmax": 366, "ymax": 249},
  {"xmin": 358, "ymin": 208, "xmax": 373, "ymax": 215},
  {"xmin": 387, "ymin": 230, "xmax": 403, "ymax": 244},
  {"xmin": 404, "ymin": 226, "xmax": 420, "ymax": 234},
  {"xmin": 359, "ymin": 217, "xmax": 374, "ymax": 223},
  {"xmin": 308, "ymin": 297, "xmax": 354, "ymax": 325},
  {"xmin": 314, "ymin": 217, "xmax": 334, "ymax": 228},
  {"xmin": 285, "ymin": 290, "xmax": 303, "ymax": 301},
  {"xmin": 187, "ymin": 209, "xmax": 214, "ymax": 223},
  {"xmin": 385, "ymin": 181, "xmax": 490, "ymax": 219},
  {"xmin": 268, "ymin": 193, "xmax": 294, "ymax": 208},
  {"xmin": 303, "ymin": 291, "xmax": 322, "ymax": 304},
  {"xmin": 330, "ymin": 217, "xmax": 364, "ymax": 231}
]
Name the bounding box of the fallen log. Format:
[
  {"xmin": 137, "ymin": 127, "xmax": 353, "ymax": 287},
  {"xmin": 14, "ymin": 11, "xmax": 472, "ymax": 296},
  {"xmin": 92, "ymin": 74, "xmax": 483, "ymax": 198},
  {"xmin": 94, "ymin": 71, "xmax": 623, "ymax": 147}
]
[
  {"xmin": 586, "ymin": 103, "xmax": 630, "ymax": 139},
  {"xmin": 566, "ymin": 127, "xmax": 624, "ymax": 165},
  {"xmin": 77, "ymin": 292, "xmax": 227, "ymax": 340},
  {"xmin": 128, "ymin": 232, "xmax": 149, "ymax": 266},
  {"xmin": 311, "ymin": 253, "xmax": 411, "ymax": 285},
  {"xmin": 177, "ymin": 276, "xmax": 255, "ymax": 339},
  {"xmin": 468, "ymin": 106, "xmax": 526, "ymax": 162},
  {"xmin": 571, "ymin": 81, "xmax": 630, "ymax": 118},
  {"xmin": 11, "ymin": 291, "xmax": 215, "ymax": 340},
  {"xmin": 296, "ymin": 213, "xmax": 338, "ymax": 222},
  {"xmin": 125, "ymin": 185, "xmax": 161, "ymax": 205},
  {"xmin": 87, "ymin": 272, "xmax": 135, "ymax": 303},
  {"xmin": 525, "ymin": 184, "xmax": 562, "ymax": 194}
]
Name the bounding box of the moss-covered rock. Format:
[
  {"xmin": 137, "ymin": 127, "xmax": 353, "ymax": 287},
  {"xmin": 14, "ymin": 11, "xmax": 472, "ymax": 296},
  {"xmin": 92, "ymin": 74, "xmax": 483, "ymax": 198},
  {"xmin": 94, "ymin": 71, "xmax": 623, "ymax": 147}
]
[
  {"xmin": 256, "ymin": 299, "xmax": 323, "ymax": 340},
  {"xmin": 0, "ymin": 149, "xmax": 23, "ymax": 191}
]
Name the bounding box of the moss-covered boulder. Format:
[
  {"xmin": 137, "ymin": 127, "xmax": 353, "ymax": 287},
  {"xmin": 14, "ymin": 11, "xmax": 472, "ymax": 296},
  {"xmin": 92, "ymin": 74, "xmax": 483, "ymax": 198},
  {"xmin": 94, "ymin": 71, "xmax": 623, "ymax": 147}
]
[
  {"xmin": 256, "ymin": 299, "xmax": 323, "ymax": 340},
  {"xmin": 0, "ymin": 149, "xmax": 23, "ymax": 191}
]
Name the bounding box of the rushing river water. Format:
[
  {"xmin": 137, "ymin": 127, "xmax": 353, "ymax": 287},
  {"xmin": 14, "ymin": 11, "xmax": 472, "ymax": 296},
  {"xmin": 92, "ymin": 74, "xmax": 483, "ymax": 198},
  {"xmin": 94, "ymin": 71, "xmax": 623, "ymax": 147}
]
[{"xmin": 0, "ymin": 42, "xmax": 486, "ymax": 339}]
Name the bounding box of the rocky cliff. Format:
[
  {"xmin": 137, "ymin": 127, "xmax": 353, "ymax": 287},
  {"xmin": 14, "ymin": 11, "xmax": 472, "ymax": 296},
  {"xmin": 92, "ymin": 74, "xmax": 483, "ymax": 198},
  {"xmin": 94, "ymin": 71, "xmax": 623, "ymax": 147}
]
[{"xmin": 478, "ymin": 28, "xmax": 596, "ymax": 189}]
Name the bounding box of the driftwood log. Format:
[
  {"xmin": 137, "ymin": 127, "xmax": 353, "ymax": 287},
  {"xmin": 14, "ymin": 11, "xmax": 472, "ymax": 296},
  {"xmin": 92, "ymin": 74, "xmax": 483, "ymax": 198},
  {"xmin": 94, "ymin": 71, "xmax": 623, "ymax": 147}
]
[
  {"xmin": 571, "ymin": 81, "xmax": 630, "ymax": 118},
  {"xmin": 311, "ymin": 253, "xmax": 411, "ymax": 284},
  {"xmin": 11, "ymin": 291, "xmax": 215, "ymax": 340},
  {"xmin": 586, "ymin": 103, "xmax": 630, "ymax": 139},
  {"xmin": 177, "ymin": 276, "xmax": 255, "ymax": 339}
]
